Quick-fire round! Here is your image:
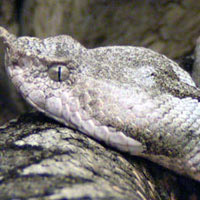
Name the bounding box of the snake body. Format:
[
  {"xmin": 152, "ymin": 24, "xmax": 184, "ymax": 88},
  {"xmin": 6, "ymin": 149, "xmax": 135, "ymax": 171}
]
[{"xmin": 1, "ymin": 27, "xmax": 200, "ymax": 181}]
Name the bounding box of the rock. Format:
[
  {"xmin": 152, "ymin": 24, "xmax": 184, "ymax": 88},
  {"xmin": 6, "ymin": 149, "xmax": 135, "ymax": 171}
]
[
  {"xmin": 0, "ymin": 112, "xmax": 161, "ymax": 200},
  {"xmin": 1, "ymin": 112, "xmax": 200, "ymax": 199}
]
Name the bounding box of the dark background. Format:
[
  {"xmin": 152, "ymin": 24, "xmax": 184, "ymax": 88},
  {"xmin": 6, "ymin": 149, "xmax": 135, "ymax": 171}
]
[{"xmin": 0, "ymin": 0, "xmax": 200, "ymax": 125}]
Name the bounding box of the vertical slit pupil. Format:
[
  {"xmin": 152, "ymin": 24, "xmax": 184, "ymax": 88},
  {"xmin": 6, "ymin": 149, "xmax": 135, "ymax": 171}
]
[{"xmin": 58, "ymin": 66, "xmax": 61, "ymax": 81}]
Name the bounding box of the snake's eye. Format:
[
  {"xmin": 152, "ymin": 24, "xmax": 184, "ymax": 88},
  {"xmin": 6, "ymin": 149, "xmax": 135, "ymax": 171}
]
[{"xmin": 48, "ymin": 64, "xmax": 69, "ymax": 82}]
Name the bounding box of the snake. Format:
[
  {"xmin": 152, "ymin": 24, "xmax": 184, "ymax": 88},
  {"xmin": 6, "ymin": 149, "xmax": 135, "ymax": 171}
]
[{"xmin": 0, "ymin": 26, "xmax": 200, "ymax": 182}]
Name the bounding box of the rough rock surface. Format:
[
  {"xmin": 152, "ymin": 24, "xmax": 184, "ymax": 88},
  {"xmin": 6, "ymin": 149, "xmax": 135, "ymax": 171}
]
[
  {"xmin": 0, "ymin": 112, "xmax": 161, "ymax": 200},
  {"xmin": 1, "ymin": 112, "xmax": 200, "ymax": 199}
]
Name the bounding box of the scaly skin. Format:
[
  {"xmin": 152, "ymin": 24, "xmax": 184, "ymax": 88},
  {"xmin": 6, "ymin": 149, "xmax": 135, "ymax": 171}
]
[{"xmin": 1, "ymin": 26, "xmax": 200, "ymax": 181}]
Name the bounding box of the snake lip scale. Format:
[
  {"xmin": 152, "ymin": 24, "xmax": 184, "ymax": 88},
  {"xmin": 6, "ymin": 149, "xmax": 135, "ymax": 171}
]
[{"xmin": 1, "ymin": 26, "xmax": 200, "ymax": 181}]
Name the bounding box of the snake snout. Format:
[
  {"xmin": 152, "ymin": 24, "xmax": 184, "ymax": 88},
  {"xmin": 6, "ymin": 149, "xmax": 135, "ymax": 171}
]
[{"xmin": 0, "ymin": 27, "xmax": 17, "ymax": 46}]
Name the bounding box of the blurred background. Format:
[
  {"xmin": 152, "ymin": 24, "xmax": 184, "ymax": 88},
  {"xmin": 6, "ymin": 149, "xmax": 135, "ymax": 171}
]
[{"xmin": 0, "ymin": 0, "xmax": 200, "ymax": 125}]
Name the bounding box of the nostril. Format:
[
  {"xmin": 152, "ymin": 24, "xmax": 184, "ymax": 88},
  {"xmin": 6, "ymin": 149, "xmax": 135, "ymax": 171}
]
[
  {"xmin": 12, "ymin": 60, "xmax": 18, "ymax": 66},
  {"xmin": 8, "ymin": 56, "xmax": 19, "ymax": 66},
  {"xmin": 5, "ymin": 57, "xmax": 18, "ymax": 68}
]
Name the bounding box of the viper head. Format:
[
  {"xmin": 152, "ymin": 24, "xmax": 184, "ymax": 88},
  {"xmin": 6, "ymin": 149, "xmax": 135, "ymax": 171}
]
[{"xmin": 0, "ymin": 27, "xmax": 87, "ymax": 115}]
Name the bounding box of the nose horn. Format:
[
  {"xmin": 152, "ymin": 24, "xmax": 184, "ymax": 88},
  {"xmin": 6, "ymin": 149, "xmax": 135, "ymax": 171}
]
[{"xmin": 0, "ymin": 26, "xmax": 16, "ymax": 45}]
